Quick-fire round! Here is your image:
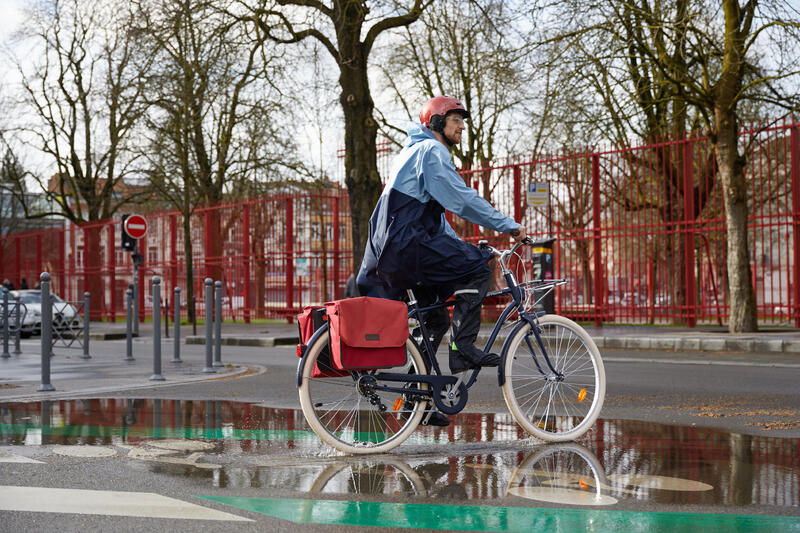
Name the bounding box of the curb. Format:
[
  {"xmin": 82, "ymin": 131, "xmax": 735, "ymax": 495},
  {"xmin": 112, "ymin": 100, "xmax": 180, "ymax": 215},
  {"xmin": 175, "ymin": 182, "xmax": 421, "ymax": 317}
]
[
  {"xmin": 590, "ymin": 335, "xmax": 800, "ymax": 354},
  {"xmin": 0, "ymin": 364, "xmax": 267, "ymax": 403},
  {"xmin": 179, "ymin": 333, "xmax": 800, "ymax": 354},
  {"xmin": 185, "ymin": 335, "xmax": 298, "ymax": 347}
]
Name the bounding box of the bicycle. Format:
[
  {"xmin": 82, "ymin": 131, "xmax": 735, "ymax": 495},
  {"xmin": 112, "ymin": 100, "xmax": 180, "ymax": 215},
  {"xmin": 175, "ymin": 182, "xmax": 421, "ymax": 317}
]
[{"xmin": 297, "ymin": 238, "xmax": 606, "ymax": 454}]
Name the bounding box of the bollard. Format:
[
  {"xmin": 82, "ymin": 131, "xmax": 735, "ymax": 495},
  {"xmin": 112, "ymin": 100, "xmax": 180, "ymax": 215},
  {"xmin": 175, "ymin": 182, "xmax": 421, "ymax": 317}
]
[
  {"xmin": 38, "ymin": 272, "xmax": 55, "ymax": 391},
  {"xmin": 82, "ymin": 292, "xmax": 91, "ymax": 359},
  {"xmin": 150, "ymin": 277, "xmax": 165, "ymax": 381},
  {"xmin": 203, "ymin": 278, "xmax": 215, "ymax": 373},
  {"xmin": 2, "ymin": 288, "xmax": 9, "ymax": 359},
  {"xmin": 164, "ymin": 296, "xmax": 169, "ymax": 338},
  {"xmin": 213, "ymin": 281, "xmax": 223, "ymax": 368},
  {"xmin": 172, "ymin": 287, "xmax": 181, "ymax": 363},
  {"xmin": 133, "ymin": 269, "xmax": 139, "ymax": 336},
  {"xmin": 125, "ymin": 288, "xmax": 135, "ymax": 362},
  {"xmin": 13, "ymin": 295, "xmax": 22, "ymax": 355}
]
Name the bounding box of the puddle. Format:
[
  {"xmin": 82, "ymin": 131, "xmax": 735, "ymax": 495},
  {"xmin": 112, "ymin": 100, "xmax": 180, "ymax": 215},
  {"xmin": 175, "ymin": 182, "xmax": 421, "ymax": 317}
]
[{"xmin": 1, "ymin": 399, "xmax": 799, "ymax": 510}]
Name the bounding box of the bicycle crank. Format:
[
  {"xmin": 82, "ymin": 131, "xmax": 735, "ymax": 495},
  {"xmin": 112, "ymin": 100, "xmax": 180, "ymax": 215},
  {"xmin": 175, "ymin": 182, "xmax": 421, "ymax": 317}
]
[{"xmin": 431, "ymin": 381, "xmax": 468, "ymax": 415}]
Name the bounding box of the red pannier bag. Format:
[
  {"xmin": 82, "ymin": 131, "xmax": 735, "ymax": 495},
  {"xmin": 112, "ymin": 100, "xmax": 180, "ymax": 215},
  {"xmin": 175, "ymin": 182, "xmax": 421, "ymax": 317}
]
[
  {"xmin": 297, "ymin": 306, "xmax": 348, "ymax": 378},
  {"xmin": 325, "ymin": 297, "xmax": 408, "ymax": 370}
]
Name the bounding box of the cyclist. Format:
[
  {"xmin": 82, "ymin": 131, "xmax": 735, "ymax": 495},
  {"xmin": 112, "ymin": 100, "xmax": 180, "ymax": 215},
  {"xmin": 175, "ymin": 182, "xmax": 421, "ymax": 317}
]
[{"xmin": 357, "ymin": 96, "xmax": 527, "ymax": 415}]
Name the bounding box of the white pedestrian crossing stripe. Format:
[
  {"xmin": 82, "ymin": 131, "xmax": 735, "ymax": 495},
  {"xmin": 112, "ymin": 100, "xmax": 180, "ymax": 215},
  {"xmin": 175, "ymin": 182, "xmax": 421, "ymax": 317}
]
[{"xmin": 0, "ymin": 486, "xmax": 252, "ymax": 521}]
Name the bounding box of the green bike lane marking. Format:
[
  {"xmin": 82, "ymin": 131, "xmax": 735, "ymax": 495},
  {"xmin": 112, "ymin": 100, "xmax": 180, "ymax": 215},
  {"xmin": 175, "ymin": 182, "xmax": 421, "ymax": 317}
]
[
  {"xmin": 196, "ymin": 496, "xmax": 800, "ymax": 532},
  {"xmin": 0, "ymin": 423, "xmax": 445, "ymax": 444}
]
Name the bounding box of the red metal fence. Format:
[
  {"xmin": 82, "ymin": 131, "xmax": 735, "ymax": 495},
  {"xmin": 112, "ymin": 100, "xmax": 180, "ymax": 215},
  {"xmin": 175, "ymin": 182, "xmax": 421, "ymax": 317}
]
[{"xmin": 1, "ymin": 119, "xmax": 798, "ymax": 327}]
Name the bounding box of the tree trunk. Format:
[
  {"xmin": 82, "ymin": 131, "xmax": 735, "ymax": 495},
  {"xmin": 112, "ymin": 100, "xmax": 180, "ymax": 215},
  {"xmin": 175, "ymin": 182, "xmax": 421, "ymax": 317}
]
[
  {"xmin": 83, "ymin": 225, "xmax": 103, "ymax": 320},
  {"xmin": 714, "ymin": 0, "xmax": 758, "ymax": 333},
  {"xmin": 183, "ymin": 212, "xmax": 196, "ymax": 325},
  {"xmin": 339, "ymin": 59, "xmax": 381, "ymax": 277},
  {"xmin": 713, "ymin": 114, "xmax": 757, "ymax": 332}
]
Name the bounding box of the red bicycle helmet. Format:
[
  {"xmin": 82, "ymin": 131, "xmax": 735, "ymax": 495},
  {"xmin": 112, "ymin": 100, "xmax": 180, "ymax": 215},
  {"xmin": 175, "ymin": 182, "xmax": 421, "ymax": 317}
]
[{"xmin": 419, "ymin": 96, "xmax": 470, "ymax": 127}]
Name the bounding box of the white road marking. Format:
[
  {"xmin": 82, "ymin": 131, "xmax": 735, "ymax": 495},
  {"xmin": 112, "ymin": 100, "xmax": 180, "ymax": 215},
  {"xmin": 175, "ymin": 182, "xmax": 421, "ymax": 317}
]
[
  {"xmin": 507, "ymin": 486, "xmax": 618, "ymax": 505},
  {"xmin": 0, "ymin": 486, "xmax": 252, "ymax": 521},
  {"xmin": 147, "ymin": 439, "xmax": 215, "ymax": 451},
  {"xmin": 53, "ymin": 445, "xmax": 116, "ymax": 458},
  {"xmin": 0, "ymin": 450, "xmax": 43, "ymax": 463}
]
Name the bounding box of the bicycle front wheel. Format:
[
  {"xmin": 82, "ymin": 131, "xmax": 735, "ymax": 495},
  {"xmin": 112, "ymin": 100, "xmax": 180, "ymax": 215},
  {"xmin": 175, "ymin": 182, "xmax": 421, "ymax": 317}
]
[
  {"xmin": 502, "ymin": 315, "xmax": 605, "ymax": 442},
  {"xmin": 298, "ymin": 331, "xmax": 429, "ymax": 454}
]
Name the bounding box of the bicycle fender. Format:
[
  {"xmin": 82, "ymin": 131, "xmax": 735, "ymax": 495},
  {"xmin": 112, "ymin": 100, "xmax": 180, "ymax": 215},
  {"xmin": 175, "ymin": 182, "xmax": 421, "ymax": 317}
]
[
  {"xmin": 296, "ymin": 322, "xmax": 330, "ymax": 388},
  {"xmin": 497, "ymin": 320, "xmax": 531, "ymax": 387}
]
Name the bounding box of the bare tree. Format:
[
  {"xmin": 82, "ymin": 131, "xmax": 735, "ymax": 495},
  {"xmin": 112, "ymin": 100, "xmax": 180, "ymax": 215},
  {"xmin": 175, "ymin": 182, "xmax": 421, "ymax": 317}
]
[
  {"xmin": 8, "ymin": 0, "xmax": 152, "ymax": 305},
  {"xmin": 234, "ymin": 0, "xmax": 432, "ymax": 276},
  {"xmin": 378, "ymin": 0, "xmax": 534, "ymax": 172},
  {"xmin": 533, "ymin": 0, "xmax": 800, "ymax": 332},
  {"xmin": 134, "ymin": 0, "xmax": 300, "ymax": 320}
]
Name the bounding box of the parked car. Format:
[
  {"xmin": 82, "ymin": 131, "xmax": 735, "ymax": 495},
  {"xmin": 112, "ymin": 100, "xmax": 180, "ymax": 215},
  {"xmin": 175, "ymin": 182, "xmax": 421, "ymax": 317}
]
[{"xmin": 1, "ymin": 290, "xmax": 82, "ymax": 337}]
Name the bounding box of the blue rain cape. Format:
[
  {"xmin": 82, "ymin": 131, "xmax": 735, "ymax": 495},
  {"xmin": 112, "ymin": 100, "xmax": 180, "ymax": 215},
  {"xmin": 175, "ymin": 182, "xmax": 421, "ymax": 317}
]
[{"xmin": 357, "ymin": 123, "xmax": 519, "ymax": 297}]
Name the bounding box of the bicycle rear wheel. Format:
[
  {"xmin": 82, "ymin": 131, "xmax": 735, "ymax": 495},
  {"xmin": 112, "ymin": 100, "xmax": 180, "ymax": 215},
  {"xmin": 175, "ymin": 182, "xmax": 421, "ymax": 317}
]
[
  {"xmin": 502, "ymin": 315, "xmax": 605, "ymax": 442},
  {"xmin": 298, "ymin": 329, "xmax": 429, "ymax": 454}
]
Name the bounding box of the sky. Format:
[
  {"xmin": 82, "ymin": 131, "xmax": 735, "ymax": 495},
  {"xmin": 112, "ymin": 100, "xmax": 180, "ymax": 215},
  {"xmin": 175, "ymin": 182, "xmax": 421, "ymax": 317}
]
[{"xmin": 0, "ymin": 0, "xmax": 23, "ymax": 43}]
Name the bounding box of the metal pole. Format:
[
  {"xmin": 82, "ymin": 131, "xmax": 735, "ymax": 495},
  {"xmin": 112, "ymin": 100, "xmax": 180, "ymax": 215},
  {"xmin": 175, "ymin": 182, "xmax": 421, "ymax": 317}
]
[
  {"xmin": 125, "ymin": 288, "xmax": 134, "ymax": 362},
  {"xmin": 172, "ymin": 287, "xmax": 181, "ymax": 363},
  {"xmin": 164, "ymin": 296, "xmax": 169, "ymax": 338},
  {"xmin": 82, "ymin": 292, "xmax": 90, "ymax": 359},
  {"xmin": 2, "ymin": 288, "xmax": 9, "ymax": 359},
  {"xmin": 133, "ymin": 244, "xmax": 139, "ymax": 336},
  {"xmin": 213, "ymin": 280, "xmax": 223, "ymax": 367},
  {"xmin": 151, "ymin": 276, "xmax": 165, "ymax": 381},
  {"xmin": 13, "ymin": 295, "xmax": 22, "ymax": 355},
  {"xmin": 203, "ymin": 278, "xmax": 215, "ymax": 373},
  {"xmin": 38, "ymin": 272, "xmax": 55, "ymax": 391}
]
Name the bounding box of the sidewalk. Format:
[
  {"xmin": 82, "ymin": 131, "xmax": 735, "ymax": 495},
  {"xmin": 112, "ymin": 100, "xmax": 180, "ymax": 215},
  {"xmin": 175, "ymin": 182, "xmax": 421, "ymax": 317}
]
[{"xmin": 1, "ymin": 319, "xmax": 798, "ymax": 403}]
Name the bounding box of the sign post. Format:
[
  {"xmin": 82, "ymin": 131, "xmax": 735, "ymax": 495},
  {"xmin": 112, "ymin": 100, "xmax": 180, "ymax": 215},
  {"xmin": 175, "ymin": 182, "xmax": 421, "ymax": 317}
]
[
  {"xmin": 527, "ymin": 182, "xmax": 553, "ymax": 236},
  {"xmin": 122, "ymin": 215, "xmax": 147, "ymax": 335}
]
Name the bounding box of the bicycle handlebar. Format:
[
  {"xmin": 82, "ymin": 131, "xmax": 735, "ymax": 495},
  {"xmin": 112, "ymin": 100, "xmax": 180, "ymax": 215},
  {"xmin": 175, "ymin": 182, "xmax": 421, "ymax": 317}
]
[{"xmin": 479, "ymin": 238, "xmax": 533, "ymax": 273}]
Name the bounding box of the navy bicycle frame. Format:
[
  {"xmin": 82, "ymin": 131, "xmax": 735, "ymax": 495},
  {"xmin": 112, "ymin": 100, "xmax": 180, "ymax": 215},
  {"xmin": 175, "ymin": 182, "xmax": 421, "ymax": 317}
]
[{"xmin": 296, "ymin": 242, "xmax": 566, "ymax": 415}]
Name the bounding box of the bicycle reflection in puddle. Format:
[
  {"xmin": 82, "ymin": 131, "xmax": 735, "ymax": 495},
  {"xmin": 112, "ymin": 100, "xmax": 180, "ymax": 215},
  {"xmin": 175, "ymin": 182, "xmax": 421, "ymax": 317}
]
[
  {"xmin": 40, "ymin": 438, "xmax": 713, "ymax": 507},
  {"xmin": 263, "ymin": 444, "xmax": 713, "ymax": 507}
]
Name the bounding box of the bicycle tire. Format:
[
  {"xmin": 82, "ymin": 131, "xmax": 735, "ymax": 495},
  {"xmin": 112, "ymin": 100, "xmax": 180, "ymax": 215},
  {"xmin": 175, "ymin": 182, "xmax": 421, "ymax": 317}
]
[
  {"xmin": 506, "ymin": 443, "xmax": 615, "ymax": 505},
  {"xmin": 298, "ymin": 329, "xmax": 429, "ymax": 454},
  {"xmin": 308, "ymin": 458, "xmax": 426, "ymax": 496},
  {"xmin": 502, "ymin": 315, "xmax": 605, "ymax": 442}
]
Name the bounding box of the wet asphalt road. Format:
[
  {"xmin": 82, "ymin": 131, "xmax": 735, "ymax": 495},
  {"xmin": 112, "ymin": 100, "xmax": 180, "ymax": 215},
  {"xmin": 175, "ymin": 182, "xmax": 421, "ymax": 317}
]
[
  {"xmin": 114, "ymin": 344, "xmax": 800, "ymax": 439},
  {"xmin": 1, "ymin": 345, "xmax": 799, "ymax": 532}
]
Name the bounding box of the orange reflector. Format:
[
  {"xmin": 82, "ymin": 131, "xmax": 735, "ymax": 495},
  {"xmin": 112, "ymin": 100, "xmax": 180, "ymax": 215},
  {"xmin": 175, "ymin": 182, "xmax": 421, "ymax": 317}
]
[
  {"xmin": 393, "ymin": 397, "xmax": 404, "ymax": 411},
  {"xmin": 579, "ymin": 477, "xmax": 588, "ymax": 490},
  {"xmin": 578, "ymin": 388, "xmax": 587, "ymax": 402}
]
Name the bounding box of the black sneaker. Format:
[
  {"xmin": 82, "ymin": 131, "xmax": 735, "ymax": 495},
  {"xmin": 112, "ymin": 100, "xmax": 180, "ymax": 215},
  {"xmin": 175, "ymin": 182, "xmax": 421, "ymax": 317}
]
[{"xmin": 449, "ymin": 348, "xmax": 501, "ymax": 373}]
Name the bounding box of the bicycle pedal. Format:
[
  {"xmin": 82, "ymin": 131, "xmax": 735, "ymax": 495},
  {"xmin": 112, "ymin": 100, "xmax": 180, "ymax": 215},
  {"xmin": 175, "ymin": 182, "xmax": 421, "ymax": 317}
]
[{"xmin": 421, "ymin": 409, "xmax": 450, "ymax": 427}]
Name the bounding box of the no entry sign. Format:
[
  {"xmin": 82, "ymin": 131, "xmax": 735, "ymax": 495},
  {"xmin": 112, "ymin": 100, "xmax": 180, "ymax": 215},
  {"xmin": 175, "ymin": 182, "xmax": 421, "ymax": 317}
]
[{"xmin": 123, "ymin": 214, "xmax": 148, "ymax": 239}]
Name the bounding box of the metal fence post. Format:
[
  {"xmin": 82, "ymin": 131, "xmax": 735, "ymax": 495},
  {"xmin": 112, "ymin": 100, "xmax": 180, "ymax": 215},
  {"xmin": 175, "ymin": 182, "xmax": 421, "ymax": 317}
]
[
  {"xmin": 214, "ymin": 280, "xmax": 223, "ymax": 367},
  {"xmin": 151, "ymin": 276, "xmax": 165, "ymax": 381},
  {"xmin": 13, "ymin": 295, "xmax": 22, "ymax": 355},
  {"xmin": 1, "ymin": 288, "xmax": 9, "ymax": 359},
  {"xmin": 203, "ymin": 278, "xmax": 215, "ymax": 373},
  {"xmin": 172, "ymin": 286, "xmax": 181, "ymax": 364},
  {"xmin": 38, "ymin": 272, "xmax": 55, "ymax": 391},
  {"xmin": 82, "ymin": 292, "xmax": 91, "ymax": 359},
  {"xmin": 125, "ymin": 288, "xmax": 135, "ymax": 362}
]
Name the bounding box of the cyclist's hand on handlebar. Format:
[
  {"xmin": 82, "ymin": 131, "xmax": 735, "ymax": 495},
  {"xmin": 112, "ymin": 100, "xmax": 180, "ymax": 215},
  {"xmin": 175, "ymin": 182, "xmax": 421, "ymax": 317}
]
[{"xmin": 510, "ymin": 225, "xmax": 527, "ymax": 242}]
